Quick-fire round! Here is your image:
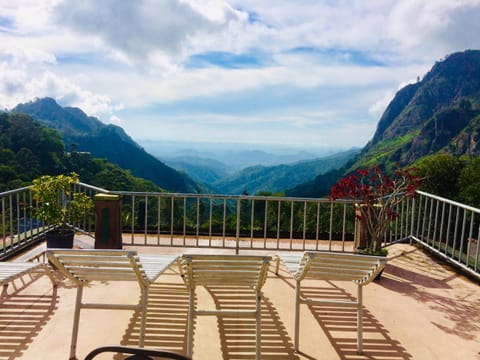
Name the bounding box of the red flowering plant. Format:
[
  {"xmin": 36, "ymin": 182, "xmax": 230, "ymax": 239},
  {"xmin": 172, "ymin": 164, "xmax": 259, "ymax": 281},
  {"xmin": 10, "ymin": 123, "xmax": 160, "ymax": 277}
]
[{"xmin": 330, "ymin": 165, "xmax": 421, "ymax": 255}]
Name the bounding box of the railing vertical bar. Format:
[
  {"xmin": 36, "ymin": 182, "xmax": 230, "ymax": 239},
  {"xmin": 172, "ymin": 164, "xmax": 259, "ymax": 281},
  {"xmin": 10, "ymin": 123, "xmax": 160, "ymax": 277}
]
[
  {"xmin": 208, "ymin": 198, "xmax": 213, "ymax": 246},
  {"xmin": 458, "ymin": 208, "xmax": 467, "ymax": 263},
  {"xmin": 276, "ymin": 200, "xmax": 281, "ymax": 249},
  {"xmin": 420, "ymin": 196, "xmax": 428, "ymax": 242},
  {"xmin": 22, "ymin": 192, "xmax": 27, "ymax": 245},
  {"xmin": 170, "ymin": 196, "xmax": 174, "ymax": 245},
  {"xmin": 264, "ymin": 200, "xmax": 268, "ymax": 248},
  {"xmin": 400, "ymin": 199, "xmax": 405, "ymax": 240},
  {"xmin": 196, "ymin": 197, "xmax": 200, "ymax": 243},
  {"xmin": 236, "ymin": 198, "xmax": 241, "ymax": 254},
  {"xmin": 222, "ymin": 199, "xmax": 226, "ymax": 247},
  {"xmin": 432, "ymin": 199, "xmax": 439, "ymax": 249},
  {"xmin": 9, "ymin": 194, "xmax": 14, "ymax": 246},
  {"xmin": 414, "ymin": 195, "xmax": 420, "ymax": 238},
  {"xmin": 131, "ymin": 195, "xmax": 135, "ymax": 245},
  {"xmin": 439, "ymin": 201, "xmax": 446, "ymax": 252},
  {"xmin": 144, "ymin": 195, "xmax": 148, "ymax": 245},
  {"xmin": 1, "ymin": 197, "xmax": 5, "ymax": 255},
  {"xmin": 315, "ymin": 202, "xmax": 320, "ymax": 251},
  {"xmin": 250, "ymin": 199, "xmax": 255, "ymax": 245},
  {"xmin": 452, "ymin": 207, "xmax": 460, "ymax": 260},
  {"xmin": 342, "ymin": 203, "xmax": 347, "ymax": 251},
  {"xmin": 289, "ymin": 201, "xmax": 294, "ymax": 250},
  {"xmin": 157, "ymin": 196, "xmax": 161, "ymax": 245},
  {"xmin": 302, "ymin": 201, "xmax": 307, "ymax": 250},
  {"xmin": 329, "ymin": 202, "xmax": 333, "ymax": 251},
  {"xmin": 466, "ymin": 212, "xmax": 474, "ymax": 268},
  {"xmin": 475, "ymin": 223, "xmax": 480, "ymax": 272},
  {"xmin": 183, "ymin": 197, "xmax": 187, "ymax": 246},
  {"xmin": 410, "ymin": 197, "xmax": 416, "ymax": 245},
  {"xmin": 445, "ymin": 204, "xmax": 453, "ymax": 256},
  {"xmin": 428, "ymin": 197, "xmax": 435, "ymax": 246}
]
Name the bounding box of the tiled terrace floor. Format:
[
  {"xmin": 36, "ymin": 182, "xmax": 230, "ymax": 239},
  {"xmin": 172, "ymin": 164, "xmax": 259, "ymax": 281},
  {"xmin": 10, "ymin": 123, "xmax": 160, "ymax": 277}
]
[{"xmin": 1, "ymin": 240, "xmax": 480, "ymax": 360}]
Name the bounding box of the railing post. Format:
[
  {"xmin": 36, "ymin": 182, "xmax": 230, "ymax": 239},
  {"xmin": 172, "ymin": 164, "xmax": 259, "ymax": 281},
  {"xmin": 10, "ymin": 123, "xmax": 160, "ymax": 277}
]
[{"xmin": 236, "ymin": 198, "xmax": 241, "ymax": 254}]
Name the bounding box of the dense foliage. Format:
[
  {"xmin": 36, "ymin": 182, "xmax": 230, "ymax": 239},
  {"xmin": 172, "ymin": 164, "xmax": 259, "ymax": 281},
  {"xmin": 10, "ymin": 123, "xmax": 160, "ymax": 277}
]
[
  {"xmin": 0, "ymin": 112, "xmax": 162, "ymax": 193},
  {"xmin": 414, "ymin": 153, "xmax": 480, "ymax": 208},
  {"xmin": 13, "ymin": 98, "xmax": 201, "ymax": 193}
]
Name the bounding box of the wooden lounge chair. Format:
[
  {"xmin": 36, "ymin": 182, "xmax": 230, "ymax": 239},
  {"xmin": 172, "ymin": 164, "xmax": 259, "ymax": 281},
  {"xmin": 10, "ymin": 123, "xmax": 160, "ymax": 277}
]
[
  {"xmin": 180, "ymin": 254, "xmax": 271, "ymax": 360},
  {"xmin": 46, "ymin": 249, "xmax": 179, "ymax": 360},
  {"xmin": 0, "ymin": 261, "xmax": 55, "ymax": 296},
  {"xmin": 275, "ymin": 251, "xmax": 386, "ymax": 354}
]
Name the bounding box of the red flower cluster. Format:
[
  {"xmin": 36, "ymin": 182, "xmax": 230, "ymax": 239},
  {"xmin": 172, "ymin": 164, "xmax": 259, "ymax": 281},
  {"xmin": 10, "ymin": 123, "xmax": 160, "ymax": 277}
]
[{"xmin": 330, "ymin": 165, "xmax": 421, "ymax": 253}]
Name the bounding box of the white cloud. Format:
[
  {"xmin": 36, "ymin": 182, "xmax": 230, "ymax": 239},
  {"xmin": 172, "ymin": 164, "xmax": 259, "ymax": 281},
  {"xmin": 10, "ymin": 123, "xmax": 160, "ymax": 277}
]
[
  {"xmin": 2, "ymin": 0, "xmax": 480, "ymax": 148},
  {"xmin": 52, "ymin": 0, "xmax": 246, "ymax": 69}
]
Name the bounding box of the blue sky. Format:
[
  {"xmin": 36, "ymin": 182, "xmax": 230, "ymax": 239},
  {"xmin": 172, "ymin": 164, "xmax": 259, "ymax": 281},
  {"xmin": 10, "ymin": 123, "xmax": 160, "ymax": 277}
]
[{"xmin": 1, "ymin": 0, "xmax": 480, "ymax": 152}]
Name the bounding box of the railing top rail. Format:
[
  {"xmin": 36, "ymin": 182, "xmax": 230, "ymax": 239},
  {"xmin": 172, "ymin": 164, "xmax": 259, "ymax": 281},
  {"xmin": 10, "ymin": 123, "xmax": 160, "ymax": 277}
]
[
  {"xmin": 77, "ymin": 182, "xmax": 109, "ymax": 193},
  {"xmin": 100, "ymin": 189, "xmax": 354, "ymax": 204},
  {"xmin": 416, "ymin": 190, "xmax": 480, "ymax": 213},
  {"xmin": 0, "ymin": 185, "xmax": 32, "ymax": 197}
]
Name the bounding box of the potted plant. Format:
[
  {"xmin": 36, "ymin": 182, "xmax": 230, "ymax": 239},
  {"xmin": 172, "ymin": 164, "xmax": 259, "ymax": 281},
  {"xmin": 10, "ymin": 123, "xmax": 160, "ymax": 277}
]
[
  {"xmin": 31, "ymin": 172, "xmax": 94, "ymax": 248},
  {"xmin": 330, "ymin": 165, "xmax": 421, "ymax": 256}
]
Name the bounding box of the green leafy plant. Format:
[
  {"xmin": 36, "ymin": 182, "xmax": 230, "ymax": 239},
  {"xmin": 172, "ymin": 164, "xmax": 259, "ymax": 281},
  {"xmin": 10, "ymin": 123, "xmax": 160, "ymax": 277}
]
[
  {"xmin": 330, "ymin": 166, "xmax": 421, "ymax": 254},
  {"xmin": 31, "ymin": 172, "xmax": 93, "ymax": 234}
]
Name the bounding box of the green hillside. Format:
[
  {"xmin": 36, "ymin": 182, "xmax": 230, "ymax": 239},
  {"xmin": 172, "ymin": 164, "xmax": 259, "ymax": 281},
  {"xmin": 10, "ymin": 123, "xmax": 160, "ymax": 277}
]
[
  {"xmin": 214, "ymin": 149, "xmax": 358, "ymax": 195},
  {"xmin": 13, "ymin": 98, "xmax": 201, "ymax": 193},
  {"xmin": 0, "ymin": 112, "xmax": 161, "ymax": 192},
  {"xmin": 290, "ymin": 49, "xmax": 480, "ymax": 198}
]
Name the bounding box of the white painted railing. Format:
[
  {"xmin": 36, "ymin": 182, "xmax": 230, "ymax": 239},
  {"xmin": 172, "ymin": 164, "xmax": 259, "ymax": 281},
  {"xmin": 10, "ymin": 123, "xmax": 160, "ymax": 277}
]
[{"xmin": 1, "ymin": 183, "xmax": 479, "ymax": 280}]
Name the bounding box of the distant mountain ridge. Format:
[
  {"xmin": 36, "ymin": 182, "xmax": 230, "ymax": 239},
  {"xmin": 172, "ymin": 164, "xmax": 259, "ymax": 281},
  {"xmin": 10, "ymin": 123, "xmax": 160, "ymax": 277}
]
[
  {"xmin": 289, "ymin": 49, "xmax": 480, "ymax": 197},
  {"xmin": 212, "ymin": 149, "xmax": 358, "ymax": 195},
  {"xmin": 13, "ymin": 98, "xmax": 200, "ymax": 193}
]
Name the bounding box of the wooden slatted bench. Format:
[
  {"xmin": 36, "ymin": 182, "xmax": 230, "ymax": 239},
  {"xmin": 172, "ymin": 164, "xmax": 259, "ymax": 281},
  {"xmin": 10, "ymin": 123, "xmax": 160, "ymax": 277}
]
[
  {"xmin": 47, "ymin": 249, "xmax": 179, "ymax": 360},
  {"xmin": 276, "ymin": 251, "xmax": 386, "ymax": 354},
  {"xmin": 180, "ymin": 254, "xmax": 271, "ymax": 360}
]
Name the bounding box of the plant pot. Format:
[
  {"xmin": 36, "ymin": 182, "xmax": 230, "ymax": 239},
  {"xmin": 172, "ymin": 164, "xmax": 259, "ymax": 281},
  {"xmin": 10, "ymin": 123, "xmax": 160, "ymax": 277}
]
[{"xmin": 46, "ymin": 228, "xmax": 75, "ymax": 248}]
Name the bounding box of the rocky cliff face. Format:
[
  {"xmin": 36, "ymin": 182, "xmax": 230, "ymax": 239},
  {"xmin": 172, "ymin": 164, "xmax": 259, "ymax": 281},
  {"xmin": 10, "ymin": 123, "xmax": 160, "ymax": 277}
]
[{"xmin": 354, "ymin": 49, "xmax": 480, "ymax": 169}]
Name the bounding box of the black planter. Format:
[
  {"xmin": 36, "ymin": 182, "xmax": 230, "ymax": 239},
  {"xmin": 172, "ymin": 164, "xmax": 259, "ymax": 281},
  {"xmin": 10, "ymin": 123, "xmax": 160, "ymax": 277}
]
[{"xmin": 46, "ymin": 229, "xmax": 75, "ymax": 248}]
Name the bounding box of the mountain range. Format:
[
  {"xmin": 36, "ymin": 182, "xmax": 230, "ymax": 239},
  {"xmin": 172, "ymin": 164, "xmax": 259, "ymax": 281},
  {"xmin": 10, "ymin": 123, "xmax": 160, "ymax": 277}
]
[
  {"xmin": 13, "ymin": 98, "xmax": 201, "ymax": 193},
  {"xmin": 9, "ymin": 49, "xmax": 480, "ymax": 198}
]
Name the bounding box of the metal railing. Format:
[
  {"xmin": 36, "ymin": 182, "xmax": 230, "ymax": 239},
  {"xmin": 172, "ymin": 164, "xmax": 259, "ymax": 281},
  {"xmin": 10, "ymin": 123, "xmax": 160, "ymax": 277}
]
[
  {"xmin": 1, "ymin": 183, "xmax": 479, "ymax": 280},
  {"xmin": 408, "ymin": 190, "xmax": 480, "ymax": 279},
  {"xmin": 0, "ymin": 183, "xmax": 98, "ymax": 260},
  {"xmin": 103, "ymin": 189, "xmax": 359, "ymax": 253}
]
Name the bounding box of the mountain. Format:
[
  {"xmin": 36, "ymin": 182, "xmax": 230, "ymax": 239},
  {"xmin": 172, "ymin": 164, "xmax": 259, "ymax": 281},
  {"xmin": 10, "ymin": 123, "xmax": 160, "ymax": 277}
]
[
  {"xmin": 213, "ymin": 149, "xmax": 358, "ymax": 195},
  {"xmin": 162, "ymin": 156, "xmax": 231, "ymax": 184},
  {"xmin": 290, "ymin": 49, "xmax": 480, "ymax": 197},
  {"xmin": 13, "ymin": 98, "xmax": 201, "ymax": 193},
  {"xmin": 0, "ymin": 111, "xmax": 162, "ymax": 192},
  {"xmin": 351, "ymin": 49, "xmax": 480, "ymax": 170}
]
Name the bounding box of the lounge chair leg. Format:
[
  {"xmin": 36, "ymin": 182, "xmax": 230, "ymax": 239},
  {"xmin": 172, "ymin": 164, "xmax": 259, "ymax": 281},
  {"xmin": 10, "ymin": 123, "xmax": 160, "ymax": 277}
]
[
  {"xmin": 256, "ymin": 292, "xmax": 262, "ymax": 360},
  {"xmin": 70, "ymin": 285, "xmax": 84, "ymax": 360},
  {"xmin": 139, "ymin": 286, "xmax": 148, "ymax": 347},
  {"xmin": 186, "ymin": 287, "xmax": 195, "ymax": 358},
  {"xmin": 294, "ymin": 280, "xmax": 301, "ymax": 352},
  {"xmin": 357, "ymin": 284, "xmax": 363, "ymax": 354},
  {"xmin": 42, "ymin": 264, "xmax": 57, "ymax": 287}
]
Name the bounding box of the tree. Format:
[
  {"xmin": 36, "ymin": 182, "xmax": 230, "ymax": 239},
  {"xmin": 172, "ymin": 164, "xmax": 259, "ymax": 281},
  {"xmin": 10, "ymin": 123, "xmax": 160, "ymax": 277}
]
[
  {"xmin": 414, "ymin": 154, "xmax": 464, "ymax": 199},
  {"xmin": 458, "ymin": 157, "xmax": 480, "ymax": 208}
]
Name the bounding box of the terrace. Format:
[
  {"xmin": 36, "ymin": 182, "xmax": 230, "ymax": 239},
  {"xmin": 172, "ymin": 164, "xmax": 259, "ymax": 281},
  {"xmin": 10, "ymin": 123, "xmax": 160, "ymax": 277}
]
[{"xmin": 1, "ymin": 183, "xmax": 480, "ymax": 359}]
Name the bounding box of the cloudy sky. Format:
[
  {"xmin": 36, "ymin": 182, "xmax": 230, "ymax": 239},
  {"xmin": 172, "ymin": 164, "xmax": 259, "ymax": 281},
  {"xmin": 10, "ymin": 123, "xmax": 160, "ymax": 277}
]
[{"xmin": 1, "ymin": 0, "xmax": 480, "ymax": 151}]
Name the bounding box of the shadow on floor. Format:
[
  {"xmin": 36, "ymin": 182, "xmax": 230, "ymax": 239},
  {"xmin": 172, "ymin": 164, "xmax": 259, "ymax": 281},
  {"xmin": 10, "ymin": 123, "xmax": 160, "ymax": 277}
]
[
  {"xmin": 0, "ymin": 274, "xmax": 58, "ymax": 359},
  {"xmin": 303, "ymin": 283, "xmax": 412, "ymax": 360}
]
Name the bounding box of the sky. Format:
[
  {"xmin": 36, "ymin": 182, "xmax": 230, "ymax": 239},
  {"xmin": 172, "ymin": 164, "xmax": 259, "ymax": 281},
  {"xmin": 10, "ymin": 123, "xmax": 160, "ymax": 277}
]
[{"xmin": 1, "ymin": 0, "xmax": 480, "ymax": 152}]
